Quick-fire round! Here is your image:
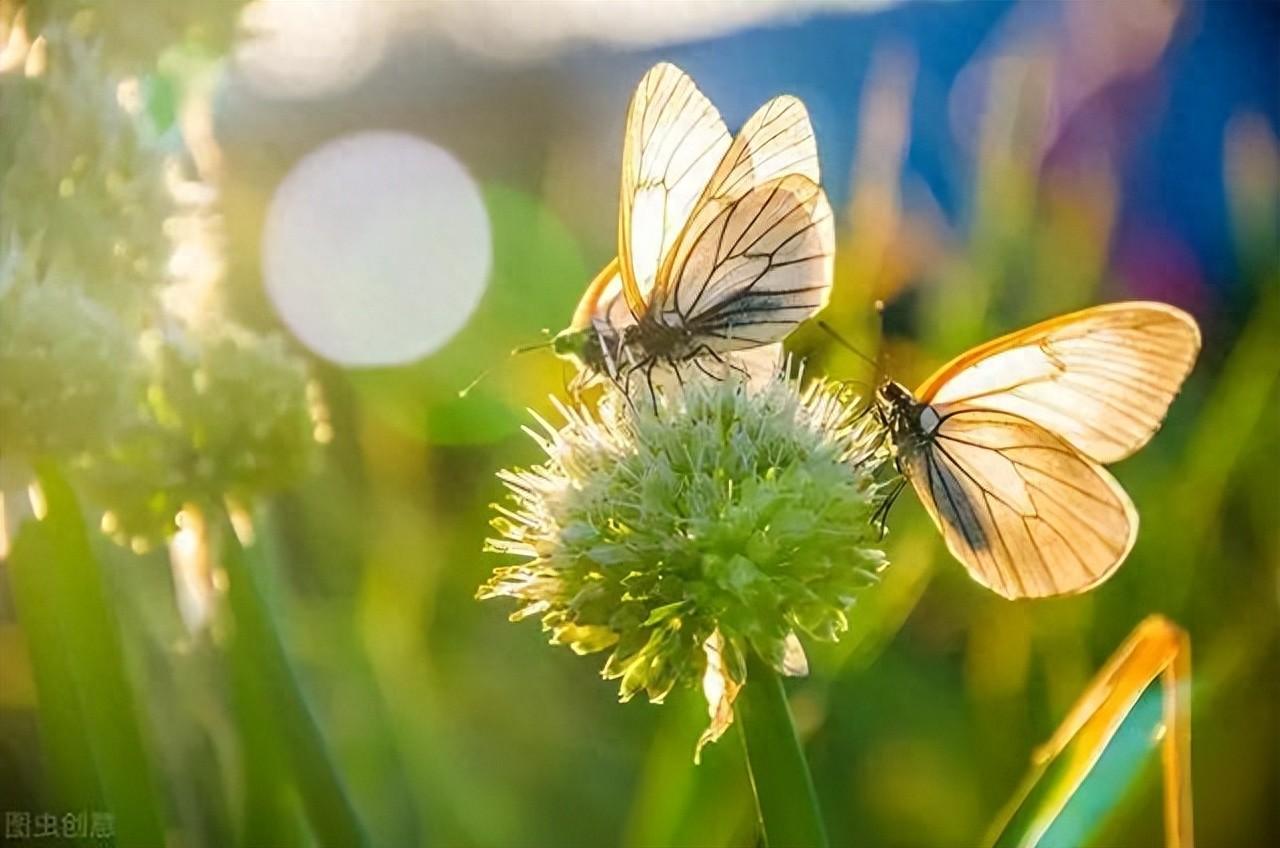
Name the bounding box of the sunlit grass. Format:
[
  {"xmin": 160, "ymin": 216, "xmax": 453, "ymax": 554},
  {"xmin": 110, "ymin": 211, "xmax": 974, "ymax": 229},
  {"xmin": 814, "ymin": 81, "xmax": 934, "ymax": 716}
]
[{"xmin": 0, "ymin": 1, "xmax": 1275, "ymax": 846}]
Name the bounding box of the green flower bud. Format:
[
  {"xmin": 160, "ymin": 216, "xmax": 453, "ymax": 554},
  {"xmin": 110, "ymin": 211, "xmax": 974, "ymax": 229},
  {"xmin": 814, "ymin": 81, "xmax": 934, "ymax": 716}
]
[
  {"xmin": 479, "ymin": 370, "xmax": 891, "ymax": 753},
  {"xmin": 0, "ymin": 281, "xmax": 138, "ymax": 457},
  {"xmin": 80, "ymin": 323, "xmax": 317, "ymax": 544}
]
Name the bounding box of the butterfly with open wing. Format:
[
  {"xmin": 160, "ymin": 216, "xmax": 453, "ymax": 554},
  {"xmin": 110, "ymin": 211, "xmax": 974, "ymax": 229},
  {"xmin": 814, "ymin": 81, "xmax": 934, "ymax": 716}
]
[
  {"xmin": 551, "ymin": 63, "xmax": 834, "ymax": 397},
  {"xmin": 873, "ymin": 302, "xmax": 1201, "ymax": 600}
]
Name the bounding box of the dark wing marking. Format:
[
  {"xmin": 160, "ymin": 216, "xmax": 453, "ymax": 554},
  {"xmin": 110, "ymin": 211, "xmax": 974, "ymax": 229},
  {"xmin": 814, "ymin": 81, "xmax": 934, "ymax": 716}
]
[
  {"xmin": 656, "ymin": 174, "xmax": 833, "ymax": 352},
  {"xmin": 902, "ymin": 408, "xmax": 1138, "ymax": 599}
]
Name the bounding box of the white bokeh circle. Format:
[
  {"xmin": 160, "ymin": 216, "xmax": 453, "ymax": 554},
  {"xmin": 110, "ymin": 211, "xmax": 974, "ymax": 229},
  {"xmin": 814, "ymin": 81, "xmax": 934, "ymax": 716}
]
[{"xmin": 263, "ymin": 131, "xmax": 491, "ymax": 367}]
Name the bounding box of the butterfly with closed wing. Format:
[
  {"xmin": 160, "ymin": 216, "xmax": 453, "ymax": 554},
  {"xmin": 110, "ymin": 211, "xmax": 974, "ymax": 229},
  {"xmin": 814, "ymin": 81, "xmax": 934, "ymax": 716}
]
[{"xmin": 551, "ymin": 63, "xmax": 835, "ymax": 399}]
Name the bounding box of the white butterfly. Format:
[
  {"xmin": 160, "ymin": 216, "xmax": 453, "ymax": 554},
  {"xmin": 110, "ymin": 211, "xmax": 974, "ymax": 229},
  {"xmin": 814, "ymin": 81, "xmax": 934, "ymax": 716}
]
[
  {"xmin": 874, "ymin": 302, "xmax": 1201, "ymax": 599},
  {"xmin": 552, "ymin": 63, "xmax": 834, "ymax": 395}
]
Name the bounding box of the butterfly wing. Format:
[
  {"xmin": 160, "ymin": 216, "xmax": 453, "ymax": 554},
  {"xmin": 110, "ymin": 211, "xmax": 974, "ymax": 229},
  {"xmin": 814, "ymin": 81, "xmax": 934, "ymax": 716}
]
[
  {"xmin": 655, "ymin": 173, "xmax": 833, "ymax": 352},
  {"xmin": 695, "ymin": 94, "xmax": 820, "ymax": 210},
  {"xmin": 652, "ymin": 95, "xmax": 821, "ymax": 310},
  {"xmin": 904, "ymin": 408, "xmax": 1138, "ymax": 599},
  {"xmin": 915, "ymin": 302, "xmax": 1200, "ymax": 464},
  {"xmin": 678, "ymin": 342, "xmax": 785, "ymax": 390},
  {"xmin": 568, "ymin": 258, "xmax": 631, "ymax": 333},
  {"xmin": 569, "ymin": 259, "xmax": 781, "ymax": 386},
  {"xmin": 724, "ymin": 342, "xmax": 784, "ymax": 387},
  {"xmin": 618, "ymin": 64, "xmax": 731, "ymax": 318}
]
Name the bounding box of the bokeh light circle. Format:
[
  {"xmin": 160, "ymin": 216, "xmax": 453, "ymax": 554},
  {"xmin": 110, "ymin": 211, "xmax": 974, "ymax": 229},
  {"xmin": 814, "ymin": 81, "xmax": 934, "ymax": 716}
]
[{"xmin": 263, "ymin": 131, "xmax": 491, "ymax": 367}]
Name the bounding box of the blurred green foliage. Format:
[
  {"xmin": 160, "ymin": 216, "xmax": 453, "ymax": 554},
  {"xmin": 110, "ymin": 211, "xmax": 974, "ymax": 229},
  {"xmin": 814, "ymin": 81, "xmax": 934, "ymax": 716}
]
[
  {"xmin": 0, "ymin": 2, "xmax": 1277, "ymax": 847},
  {"xmin": 1, "ymin": 1, "xmax": 353, "ymax": 845}
]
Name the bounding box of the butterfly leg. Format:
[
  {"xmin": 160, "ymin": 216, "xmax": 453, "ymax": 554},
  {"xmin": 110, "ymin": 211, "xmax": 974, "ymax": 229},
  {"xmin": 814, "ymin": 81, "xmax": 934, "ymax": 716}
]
[
  {"xmin": 632, "ymin": 357, "xmax": 659, "ymax": 414},
  {"xmin": 871, "ymin": 477, "xmax": 906, "ymax": 539},
  {"xmin": 670, "ymin": 358, "xmax": 688, "ymax": 391},
  {"xmin": 562, "ymin": 362, "xmax": 577, "ymax": 398},
  {"xmin": 693, "ymin": 344, "xmax": 749, "ymax": 381},
  {"xmin": 605, "ymin": 363, "xmax": 639, "ymax": 415},
  {"xmin": 692, "ymin": 356, "xmax": 720, "ymax": 382},
  {"xmin": 988, "ymin": 616, "xmax": 1192, "ymax": 848},
  {"xmin": 724, "ymin": 358, "xmax": 752, "ymax": 382}
]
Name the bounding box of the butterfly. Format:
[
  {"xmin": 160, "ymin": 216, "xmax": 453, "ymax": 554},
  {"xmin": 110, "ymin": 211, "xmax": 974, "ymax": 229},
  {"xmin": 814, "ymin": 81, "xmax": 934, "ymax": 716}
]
[
  {"xmin": 551, "ymin": 63, "xmax": 834, "ymax": 396},
  {"xmin": 872, "ymin": 301, "xmax": 1201, "ymax": 599}
]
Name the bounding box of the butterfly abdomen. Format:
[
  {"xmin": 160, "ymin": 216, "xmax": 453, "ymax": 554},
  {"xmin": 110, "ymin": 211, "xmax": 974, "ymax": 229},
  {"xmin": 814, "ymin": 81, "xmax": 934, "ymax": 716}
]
[{"xmin": 625, "ymin": 317, "xmax": 698, "ymax": 364}]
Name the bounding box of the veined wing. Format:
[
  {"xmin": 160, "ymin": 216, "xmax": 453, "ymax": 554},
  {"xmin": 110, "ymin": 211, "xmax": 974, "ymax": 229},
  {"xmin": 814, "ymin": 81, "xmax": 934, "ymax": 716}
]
[
  {"xmin": 568, "ymin": 258, "xmax": 780, "ymax": 387},
  {"xmin": 689, "ymin": 342, "xmax": 783, "ymax": 390},
  {"xmin": 618, "ymin": 63, "xmax": 731, "ymax": 318},
  {"xmin": 904, "ymin": 408, "xmax": 1137, "ymax": 599},
  {"xmin": 655, "ymin": 95, "xmax": 819, "ymax": 306},
  {"xmin": 916, "ymin": 302, "xmax": 1200, "ymax": 464},
  {"xmin": 699, "ymin": 94, "xmax": 819, "ymax": 208},
  {"xmin": 658, "ymin": 174, "xmax": 833, "ymax": 351}
]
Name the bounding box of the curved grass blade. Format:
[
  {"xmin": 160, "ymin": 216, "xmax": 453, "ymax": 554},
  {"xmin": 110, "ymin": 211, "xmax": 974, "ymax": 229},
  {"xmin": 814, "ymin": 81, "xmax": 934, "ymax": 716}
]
[{"xmin": 987, "ymin": 615, "xmax": 1191, "ymax": 848}]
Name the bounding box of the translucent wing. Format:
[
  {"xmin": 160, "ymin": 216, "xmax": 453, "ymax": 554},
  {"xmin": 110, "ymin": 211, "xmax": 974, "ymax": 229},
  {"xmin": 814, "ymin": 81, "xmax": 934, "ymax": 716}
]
[
  {"xmin": 657, "ymin": 174, "xmax": 833, "ymax": 351},
  {"xmin": 904, "ymin": 408, "xmax": 1138, "ymax": 599},
  {"xmin": 618, "ymin": 63, "xmax": 731, "ymax": 317},
  {"xmin": 568, "ymin": 258, "xmax": 632, "ymax": 333},
  {"xmin": 687, "ymin": 342, "xmax": 783, "ymax": 390},
  {"xmin": 725, "ymin": 342, "xmax": 783, "ymax": 388},
  {"xmin": 697, "ymin": 94, "xmax": 819, "ymax": 208},
  {"xmin": 916, "ymin": 303, "xmax": 1200, "ymax": 464},
  {"xmin": 654, "ymin": 95, "xmax": 820, "ymax": 306}
]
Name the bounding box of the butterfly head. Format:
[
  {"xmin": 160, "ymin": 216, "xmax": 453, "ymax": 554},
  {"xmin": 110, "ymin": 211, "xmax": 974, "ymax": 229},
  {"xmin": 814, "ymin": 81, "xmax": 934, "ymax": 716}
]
[
  {"xmin": 552, "ymin": 323, "xmax": 623, "ymax": 380},
  {"xmin": 874, "ymin": 380, "xmax": 936, "ymax": 453},
  {"xmin": 874, "ymin": 380, "xmax": 914, "ymax": 416},
  {"xmin": 551, "ymin": 327, "xmax": 591, "ymax": 363}
]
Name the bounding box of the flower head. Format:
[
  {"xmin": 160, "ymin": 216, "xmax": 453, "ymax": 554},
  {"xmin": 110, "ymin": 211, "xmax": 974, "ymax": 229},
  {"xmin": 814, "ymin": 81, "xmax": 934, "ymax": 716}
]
[{"xmin": 479, "ymin": 368, "xmax": 891, "ymax": 755}]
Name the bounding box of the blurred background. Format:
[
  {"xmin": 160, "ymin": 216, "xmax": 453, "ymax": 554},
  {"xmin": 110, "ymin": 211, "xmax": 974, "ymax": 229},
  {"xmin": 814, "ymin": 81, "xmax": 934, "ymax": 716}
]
[{"xmin": 1, "ymin": 0, "xmax": 1276, "ymax": 846}]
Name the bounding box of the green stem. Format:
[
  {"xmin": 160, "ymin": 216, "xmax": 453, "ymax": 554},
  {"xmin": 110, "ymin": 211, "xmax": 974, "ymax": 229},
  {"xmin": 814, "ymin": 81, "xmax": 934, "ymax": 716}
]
[
  {"xmin": 8, "ymin": 462, "xmax": 166, "ymax": 846},
  {"xmin": 217, "ymin": 509, "xmax": 368, "ymax": 847},
  {"xmin": 736, "ymin": 649, "xmax": 829, "ymax": 848}
]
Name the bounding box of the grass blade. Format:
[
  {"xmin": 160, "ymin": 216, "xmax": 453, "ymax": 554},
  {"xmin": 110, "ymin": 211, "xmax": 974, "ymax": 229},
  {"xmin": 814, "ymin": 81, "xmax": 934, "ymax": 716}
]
[
  {"xmin": 8, "ymin": 462, "xmax": 166, "ymax": 846},
  {"xmin": 217, "ymin": 508, "xmax": 368, "ymax": 847}
]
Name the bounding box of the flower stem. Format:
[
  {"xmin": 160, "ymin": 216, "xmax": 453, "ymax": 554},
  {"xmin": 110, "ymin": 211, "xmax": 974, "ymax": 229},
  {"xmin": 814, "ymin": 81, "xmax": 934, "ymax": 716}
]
[{"xmin": 737, "ymin": 648, "xmax": 829, "ymax": 848}]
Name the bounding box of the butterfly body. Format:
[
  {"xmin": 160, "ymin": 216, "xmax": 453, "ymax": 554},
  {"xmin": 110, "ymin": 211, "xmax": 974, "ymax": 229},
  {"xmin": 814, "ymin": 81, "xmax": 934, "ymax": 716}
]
[
  {"xmin": 554, "ymin": 314, "xmax": 702, "ymax": 380},
  {"xmin": 627, "ymin": 316, "xmax": 703, "ymax": 371},
  {"xmin": 874, "ymin": 380, "xmax": 939, "ymax": 461}
]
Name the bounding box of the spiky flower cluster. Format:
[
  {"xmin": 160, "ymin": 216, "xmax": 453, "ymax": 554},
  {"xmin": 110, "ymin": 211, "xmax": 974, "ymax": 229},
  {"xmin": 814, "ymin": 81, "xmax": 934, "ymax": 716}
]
[{"xmin": 480, "ymin": 371, "xmax": 891, "ymax": 752}]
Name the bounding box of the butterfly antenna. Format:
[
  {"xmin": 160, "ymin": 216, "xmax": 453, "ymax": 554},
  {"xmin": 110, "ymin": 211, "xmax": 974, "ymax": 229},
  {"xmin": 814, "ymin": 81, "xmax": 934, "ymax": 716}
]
[
  {"xmin": 457, "ymin": 367, "xmax": 494, "ymax": 398},
  {"xmin": 872, "ymin": 300, "xmax": 889, "ymax": 383},
  {"xmin": 817, "ymin": 320, "xmax": 878, "ymax": 369},
  {"xmin": 511, "ymin": 327, "xmax": 554, "ymax": 356},
  {"xmin": 458, "ymin": 330, "xmax": 553, "ymax": 397},
  {"xmin": 511, "ymin": 339, "xmax": 554, "ymax": 355}
]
